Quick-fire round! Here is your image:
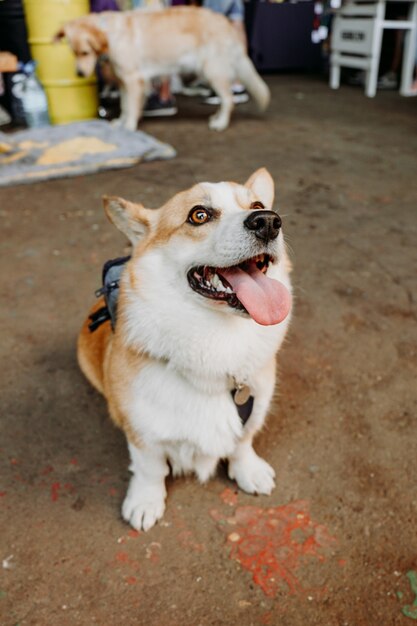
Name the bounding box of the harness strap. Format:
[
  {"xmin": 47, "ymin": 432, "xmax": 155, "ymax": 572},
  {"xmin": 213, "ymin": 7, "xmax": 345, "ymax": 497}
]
[{"xmin": 88, "ymin": 305, "xmax": 111, "ymax": 332}]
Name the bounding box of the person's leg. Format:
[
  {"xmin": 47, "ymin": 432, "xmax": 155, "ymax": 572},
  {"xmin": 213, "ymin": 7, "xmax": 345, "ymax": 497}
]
[
  {"xmin": 231, "ymin": 16, "xmax": 247, "ymax": 50},
  {"xmin": 142, "ymin": 78, "xmax": 178, "ymax": 117},
  {"xmin": 159, "ymin": 78, "xmax": 172, "ymax": 101},
  {"xmin": 203, "ymin": 0, "xmax": 250, "ymax": 103},
  {"xmin": 378, "ymin": 9, "xmax": 407, "ymax": 90}
]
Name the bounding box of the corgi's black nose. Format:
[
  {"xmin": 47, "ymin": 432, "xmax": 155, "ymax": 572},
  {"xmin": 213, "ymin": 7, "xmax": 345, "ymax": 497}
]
[{"xmin": 244, "ymin": 210, "xmax": 281, "ymax": 243}]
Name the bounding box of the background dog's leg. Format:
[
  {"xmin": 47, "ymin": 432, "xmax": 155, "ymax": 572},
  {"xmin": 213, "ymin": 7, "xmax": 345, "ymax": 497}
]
[
  {"xmin": 227, "ymin": 435, "xmax": 276, "ymax": 495},
  {"xmin": 203, "ymin": 64, "xmax": 234, "ymax": 131},
  {"xmin": 119, "ymin": 85, "xmax": 128, "ymax": 126},
  {"xmin": 118, "ymin": 77, "xmax": 145, "ymax": 132},
  {"xmin": 122, "ymin": 442, "xmax": 169, "ymax": 531}
]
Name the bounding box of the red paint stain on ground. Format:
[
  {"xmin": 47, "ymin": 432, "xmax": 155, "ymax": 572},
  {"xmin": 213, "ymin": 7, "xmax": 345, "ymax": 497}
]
[
  {"xmin": 211, "ymin": 500, "xmax": 336, "ymax": 597},
  {"xmin": 172, "ymin": 510, "xmax": 206, "ymax": 553},
  {"xmin": 128, "ymin": 529, "xmax": 140, "ymax": 539},
  {"xmin": 50, "ymin": 482, "xmax": 75, "ymax": 501},
  {"xmin": 220, "ymin": 488, "xmax": 239, "ymax": 507},
  {"xmin": 115, "ymin": 551, "xmax": 130, "ymax": 563},
  {"xmin": 14, "ymin": 474, "xmax": 30, "ymax": 484},
  {"xmin": 177, "ymin": 529, "xmax": 205, "ymax": 553},
  {"xmin": 51, "ymin": 482, "xmax": 61, "ymax": 502},
  {"xmin": 126, "ymin": 576, "xmax": 137, "ymax": 585},
  {"xmin": 40, "ymin": 465, "xmax": 54, "ymax": 476},
  {"xmin": 0, "ymin": 491, "xmax": 6, "ymax": 497},
  {"xmin": 113, "ymin": 551, "xmax": 140, "ymax": 573}
]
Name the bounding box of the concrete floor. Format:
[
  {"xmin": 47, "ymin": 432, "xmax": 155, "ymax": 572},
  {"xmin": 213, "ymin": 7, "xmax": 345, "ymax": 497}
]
[{"xmin": 0, "ymin": 75, "xmax": 416, "ymax": 626}]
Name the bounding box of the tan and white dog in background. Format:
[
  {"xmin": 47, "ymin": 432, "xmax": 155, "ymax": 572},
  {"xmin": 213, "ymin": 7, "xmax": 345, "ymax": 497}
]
[
  {"xmin": 78, "ymin": 168, "xmax": 292, "ymax": 531},
  {"xmin": 55, "ymin": 6, "xmax": 270, "ymax": 131}
]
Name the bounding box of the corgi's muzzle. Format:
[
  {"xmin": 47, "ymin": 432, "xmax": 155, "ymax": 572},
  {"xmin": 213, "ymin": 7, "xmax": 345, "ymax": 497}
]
[{"xmin": 186, "ymin": 207, "xmax": 291, "ymax": 327}]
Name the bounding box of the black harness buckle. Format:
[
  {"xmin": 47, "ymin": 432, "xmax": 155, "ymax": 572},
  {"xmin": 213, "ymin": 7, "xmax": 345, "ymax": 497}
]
[{"xmin": 88, "ymin": 255, "xmax": 131, "ymax": 333}]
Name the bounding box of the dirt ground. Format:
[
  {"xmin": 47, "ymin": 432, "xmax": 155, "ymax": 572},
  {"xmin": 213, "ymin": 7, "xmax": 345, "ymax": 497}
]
[{"xmin": 1, "ymin": 75, "xmax": 416, "ymax": 626}]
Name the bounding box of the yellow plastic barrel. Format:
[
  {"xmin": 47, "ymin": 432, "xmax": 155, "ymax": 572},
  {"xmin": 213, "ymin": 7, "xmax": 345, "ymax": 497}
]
[{"xmin": 23, "ymin": 0, "xmax": 98, "ymax": 124}]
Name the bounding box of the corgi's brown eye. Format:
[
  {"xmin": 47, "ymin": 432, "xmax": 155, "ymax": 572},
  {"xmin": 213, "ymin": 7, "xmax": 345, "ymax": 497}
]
[
  {"xmin": 188, "ymin": 206, "xmax": 210, "ymax": 225},
  {"xmin": 251, "ymin": 201, "xmax": 265, "ymax": 210}
]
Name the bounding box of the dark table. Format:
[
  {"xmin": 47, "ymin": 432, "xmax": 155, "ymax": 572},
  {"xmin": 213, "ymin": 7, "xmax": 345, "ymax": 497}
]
[{"xmin": 249, "ymin": 1, "xmax": 322, "ymax": 71}]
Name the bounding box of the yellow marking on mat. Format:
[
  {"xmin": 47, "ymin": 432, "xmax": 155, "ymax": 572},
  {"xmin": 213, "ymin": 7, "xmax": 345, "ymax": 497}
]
[
  {"xmin": 27, "ymin": 164, "xmax": 89, "ymax": 177},
  {"xmin": 19, "ymin": 140, "xmax": 49, "ymax": 150},
  {"xmin": 1, "ymin": 151, "xmax": 28, "ymax": 164},
  {"xmin": 37, "ymin": 137, "xmax": 117, "ymax": 165},
  {"xmin": 3, "ymin": 157, "xmax": 140, "ymax": 183},
  {"xmin": 0, "ymin": 142, "xmax": 12, "ymax": 154},
  {"xmin": 24, "ymin": 158, "xmax": 138, "ymax": 178},
  {"xmin": 101, "ymin": 157, "xmax": 139, "ymax": 166}
]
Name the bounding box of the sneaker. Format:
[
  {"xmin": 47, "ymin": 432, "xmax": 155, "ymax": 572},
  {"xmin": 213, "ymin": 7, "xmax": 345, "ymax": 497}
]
[
  {"xmin": 378, "ymin": 71, "xmax": 397, "ymax": 90},
  {"xmin": 181, "ymin": 80, "xmax": 212, "ymax": 97},
  {"xmin": 169, "ymin": 74, "xmax": 184, "ymax": 95},
  {"xmin": 203, "ymin": 86, "xmax": 250, "ymax": 105},
  {"xmin": 99, "ymin": 85, "xmax": 120, "ymax": 100},
  {"xmin": 0, "ymin": 104, "xmax": 11, "ymax": 126},
  {"xmin": 347, "ymin": 70, "xmax": 365, "ymax": 86},
  {"xmin": 142, "ymin": 94, "xmax": 177, "ymax": 117}
]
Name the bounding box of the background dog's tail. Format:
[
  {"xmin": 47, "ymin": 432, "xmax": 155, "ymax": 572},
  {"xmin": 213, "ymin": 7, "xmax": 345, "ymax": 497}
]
[{"xmin": 236, "ymin": 55, "xmax": 270, "ymax": 112}]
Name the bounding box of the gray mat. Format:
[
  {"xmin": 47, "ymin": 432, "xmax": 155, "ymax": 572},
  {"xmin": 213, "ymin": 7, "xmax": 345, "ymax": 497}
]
[{"xmin": 0, "ymin": 120, "xmax": 176, "ymax": 187}]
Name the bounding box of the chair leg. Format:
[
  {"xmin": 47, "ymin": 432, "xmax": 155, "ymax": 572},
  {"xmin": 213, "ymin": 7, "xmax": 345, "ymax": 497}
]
[
  {"xmin": 330, "ymin": 62, "xmax": 341, "ymax": 90},
  {"xmin": 365, "ymin": 3, "xmax": 385, "ymax": 97},
  {"xmin": 399, "ymin": 2, "xmax": 417, "ymax": 95}
]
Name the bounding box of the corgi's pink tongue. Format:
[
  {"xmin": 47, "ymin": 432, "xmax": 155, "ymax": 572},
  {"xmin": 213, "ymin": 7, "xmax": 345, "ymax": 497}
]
[{"xmin": 217, "ymin": 265, "xmax": 292, "ymax": 326}]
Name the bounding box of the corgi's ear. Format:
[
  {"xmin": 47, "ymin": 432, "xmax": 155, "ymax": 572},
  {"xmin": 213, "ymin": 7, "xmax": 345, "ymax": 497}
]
[
  {"xmin": 103, "ymin": 196, "xmax": 153, "ymax": 245},
  {"xmin": 244, "ymin": 168, "xmax": 275, "ymax": 208}
]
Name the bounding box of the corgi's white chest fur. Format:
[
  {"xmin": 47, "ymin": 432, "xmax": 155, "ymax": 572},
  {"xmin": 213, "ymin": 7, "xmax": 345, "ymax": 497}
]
[
  {"xmin": 128, "ymin": 360, "xmax": 243, "ymax": 458},
  {"xmin": 121, "ymin": 269, "xmax": 290, "ymax": 470}
]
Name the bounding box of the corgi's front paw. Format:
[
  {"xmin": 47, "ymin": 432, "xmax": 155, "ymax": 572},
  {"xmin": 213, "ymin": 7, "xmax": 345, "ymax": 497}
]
[
  {"xmin": 122, "ymin": 484, "xmax": 166, "ymax": 532},
  {"xmin": 228, "ymin": 451, "xmax": 276, "ymax": 496}
]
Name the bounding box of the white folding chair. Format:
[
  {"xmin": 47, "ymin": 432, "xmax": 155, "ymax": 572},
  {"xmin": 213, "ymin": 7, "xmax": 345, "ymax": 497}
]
[{"xmin": 330, "ymin": 0, "xmax": 417, "ymax": 97}]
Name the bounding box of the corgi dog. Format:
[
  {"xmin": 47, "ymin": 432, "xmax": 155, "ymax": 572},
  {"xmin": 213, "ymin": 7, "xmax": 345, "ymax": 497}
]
[
  {"xmin": 55, "ymin": 6, "xmax": 270, "ymax": 131},
  {"xmin": 77, "ymin": 168, "xmax": 292, "ymax": 531}
]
